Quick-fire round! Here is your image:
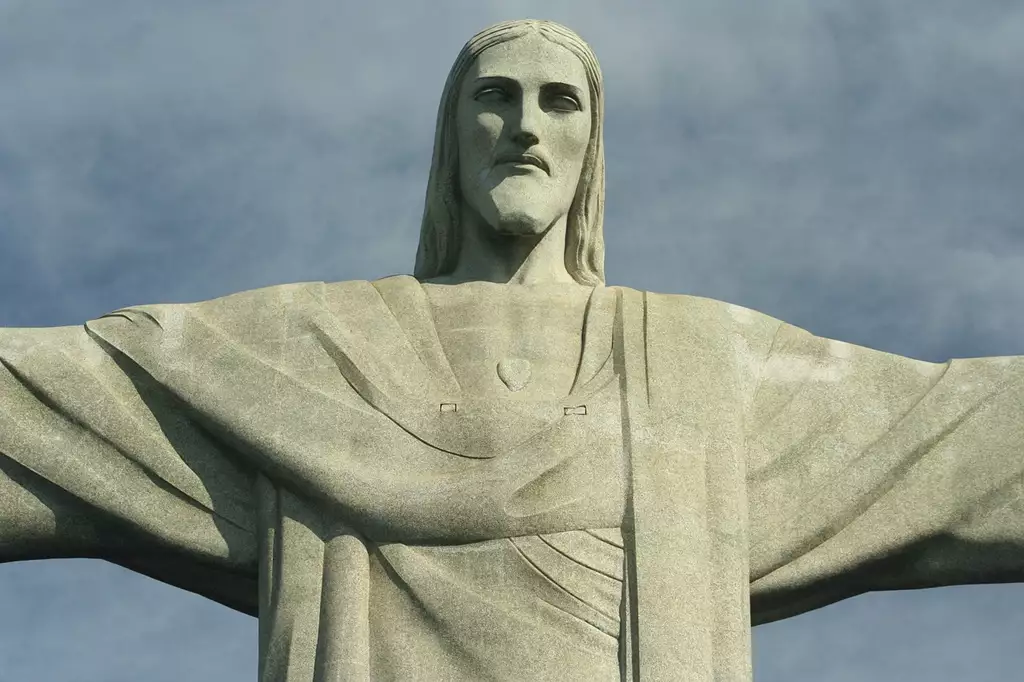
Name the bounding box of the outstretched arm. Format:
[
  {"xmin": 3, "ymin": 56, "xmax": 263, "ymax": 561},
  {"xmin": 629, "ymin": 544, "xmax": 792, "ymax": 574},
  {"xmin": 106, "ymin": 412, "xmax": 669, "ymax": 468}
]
[
  {"xmin": 747, "ymin": 318, "xmax": 1024, "ymax": 624},
  {"xmin": 0, "ymin": 321, "xmax": 258, "ymax": 614}
]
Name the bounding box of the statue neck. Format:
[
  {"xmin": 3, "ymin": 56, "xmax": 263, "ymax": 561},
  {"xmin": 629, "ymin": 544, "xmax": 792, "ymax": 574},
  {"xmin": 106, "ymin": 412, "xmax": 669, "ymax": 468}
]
[{"xmin": 439, "ymin": 207, "xmax": 577, "ymax": 286}]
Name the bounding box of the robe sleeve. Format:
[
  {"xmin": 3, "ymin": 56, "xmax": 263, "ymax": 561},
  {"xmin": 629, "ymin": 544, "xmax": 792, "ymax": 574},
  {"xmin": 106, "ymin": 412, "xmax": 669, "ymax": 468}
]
[
  {"xmin": 0, "ymin": 321, "xmax": 259, "ymax": 615},
  {"xmin": 746, "ymin": 317, "xmax": 1024, "ymax": 625}
]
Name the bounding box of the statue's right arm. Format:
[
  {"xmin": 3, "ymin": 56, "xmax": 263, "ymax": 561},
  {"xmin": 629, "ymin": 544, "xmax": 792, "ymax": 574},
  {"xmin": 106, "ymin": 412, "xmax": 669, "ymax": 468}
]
[{"xmin": 0, "ymin": 321, "xmax": 258, "ymax": 613}]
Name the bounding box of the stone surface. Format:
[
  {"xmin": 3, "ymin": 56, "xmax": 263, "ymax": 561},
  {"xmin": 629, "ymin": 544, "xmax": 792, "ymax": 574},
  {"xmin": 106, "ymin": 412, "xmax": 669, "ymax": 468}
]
[{"xmin": 2, "ymin": 18, "xmax": 1023, "ymax": 682}]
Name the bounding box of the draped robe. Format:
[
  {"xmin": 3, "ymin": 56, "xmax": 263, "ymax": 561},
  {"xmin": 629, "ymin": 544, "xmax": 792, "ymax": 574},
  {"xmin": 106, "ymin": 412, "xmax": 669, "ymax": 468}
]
[{"xmin": 1, "ymin": 275, "xmax": 1023, "ymax": 681}]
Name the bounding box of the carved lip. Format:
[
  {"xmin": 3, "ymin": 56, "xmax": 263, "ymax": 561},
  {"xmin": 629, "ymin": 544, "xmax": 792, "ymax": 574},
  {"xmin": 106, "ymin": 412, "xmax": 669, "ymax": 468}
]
[{"xmin": 496, "ymin": 151, "xmax": 549, "ymax": 174}]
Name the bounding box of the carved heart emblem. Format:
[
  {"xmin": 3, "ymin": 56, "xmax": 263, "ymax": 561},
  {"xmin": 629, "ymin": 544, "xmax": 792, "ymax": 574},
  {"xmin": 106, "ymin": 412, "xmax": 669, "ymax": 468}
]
[{"xmin": 496, "ymin": 357, "xmax": 531, "ymax": 392}]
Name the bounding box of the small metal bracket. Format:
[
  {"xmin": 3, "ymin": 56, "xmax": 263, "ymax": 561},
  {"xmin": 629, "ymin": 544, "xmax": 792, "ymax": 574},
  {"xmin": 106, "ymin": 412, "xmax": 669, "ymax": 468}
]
[{"xmin": 563, "ymin": 405, "xmax": 587, "ymax": 416}]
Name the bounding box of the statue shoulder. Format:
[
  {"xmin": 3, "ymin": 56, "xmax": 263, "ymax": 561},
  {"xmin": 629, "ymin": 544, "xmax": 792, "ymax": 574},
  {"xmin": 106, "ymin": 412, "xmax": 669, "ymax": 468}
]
[
  {"xmin": 190, "ymin": 278, "xmax": 410, "ymax": 331},
  {"xmin": 90, "ymin": 275, "xmax": 419, "ymax": 337},
  {"xmin": 81, "ymin": 281, "xmax": 342, "ymax": 350},
  {"xmin": 95, "ymin": 280, "xmax": 325, "ymax": 325},
  {"xmin": 633, "ymin": 288, "xmax": 785, "ymax": 347}
]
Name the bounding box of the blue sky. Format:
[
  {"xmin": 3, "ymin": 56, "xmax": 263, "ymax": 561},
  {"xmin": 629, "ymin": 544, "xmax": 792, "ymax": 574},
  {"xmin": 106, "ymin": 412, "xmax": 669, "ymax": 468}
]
[{"xmin": 1, "ymin": 1, "xmax": 1023, "ymax": 679}]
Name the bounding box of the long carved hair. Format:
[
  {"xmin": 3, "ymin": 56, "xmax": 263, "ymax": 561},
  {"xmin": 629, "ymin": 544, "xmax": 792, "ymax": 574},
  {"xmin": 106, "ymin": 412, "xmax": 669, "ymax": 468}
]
[{"xmin": 413, "ymin": 19, "xmax": 606, "ymax": 286}]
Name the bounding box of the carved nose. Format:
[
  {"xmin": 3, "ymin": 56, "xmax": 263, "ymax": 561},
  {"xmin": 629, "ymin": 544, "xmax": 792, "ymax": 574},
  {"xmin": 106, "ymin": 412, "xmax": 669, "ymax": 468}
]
[{"xmin": 512, "ymin": 130, "xmax": 539, "ymax": 148}]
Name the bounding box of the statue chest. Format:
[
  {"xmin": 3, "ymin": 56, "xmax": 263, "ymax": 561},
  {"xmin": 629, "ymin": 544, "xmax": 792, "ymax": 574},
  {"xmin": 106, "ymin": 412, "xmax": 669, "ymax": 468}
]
[
  {"xmin": 423, "ymin": 281, "xmax": 593, "ymax": 401},
  {"xmin": 304, "ymin": 280, "xmax": 624, "ymax": 542}
]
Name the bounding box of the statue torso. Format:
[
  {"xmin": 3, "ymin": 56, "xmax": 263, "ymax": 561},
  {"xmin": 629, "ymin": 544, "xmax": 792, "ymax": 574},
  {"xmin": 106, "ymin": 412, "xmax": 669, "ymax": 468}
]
[{"xmin": 372, "ymin": 281, "xmax": 625, "ymax": 678}]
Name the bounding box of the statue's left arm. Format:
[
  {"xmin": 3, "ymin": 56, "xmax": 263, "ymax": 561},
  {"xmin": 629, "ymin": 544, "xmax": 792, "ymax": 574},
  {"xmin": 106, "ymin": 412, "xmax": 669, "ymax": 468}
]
[{"xmin": 746, "ymin": 317, "xmax": 1024, "ymax": 624}]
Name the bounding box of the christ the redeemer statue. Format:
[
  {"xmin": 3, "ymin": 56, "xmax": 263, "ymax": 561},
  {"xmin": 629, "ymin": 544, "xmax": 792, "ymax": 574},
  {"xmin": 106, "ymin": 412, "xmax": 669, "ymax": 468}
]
[{"xmin": 1, "ymin": 19, "xmax": 1022, "ymax": 682}]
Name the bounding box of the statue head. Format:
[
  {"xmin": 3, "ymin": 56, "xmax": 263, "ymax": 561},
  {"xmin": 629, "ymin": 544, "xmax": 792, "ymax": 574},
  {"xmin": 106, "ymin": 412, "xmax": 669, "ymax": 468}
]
[{"xmin": 414, "ymin": 19, "xmax": 606, "ymax": 286}]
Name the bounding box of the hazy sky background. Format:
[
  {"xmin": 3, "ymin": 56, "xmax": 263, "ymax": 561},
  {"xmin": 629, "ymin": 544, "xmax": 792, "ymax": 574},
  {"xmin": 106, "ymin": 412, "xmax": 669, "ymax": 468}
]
[{"xmin": 1, "ymin": 1, "xmax": 1023, "ymax": 680}]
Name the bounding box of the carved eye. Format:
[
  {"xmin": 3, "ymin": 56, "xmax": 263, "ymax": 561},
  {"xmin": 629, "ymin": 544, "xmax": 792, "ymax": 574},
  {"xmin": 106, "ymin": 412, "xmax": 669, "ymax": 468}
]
[
  {"xmin": 551, "ymin": 94, "xmax": 582, "ymax": 112},
  {"xmin": 475, "ymin": 87, "xmax": 509, "ymax": 103}
]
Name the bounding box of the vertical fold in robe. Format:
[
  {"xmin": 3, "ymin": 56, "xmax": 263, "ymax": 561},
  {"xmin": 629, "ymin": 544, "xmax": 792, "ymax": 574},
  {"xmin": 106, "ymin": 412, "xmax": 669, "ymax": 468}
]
[
  {"xmin": 256, "ymin": 478, "xmax": 373, "ymax": 682},
  {"xmin": 616, "ymin": 288, "xmax": 754, "ymax": 681},
  {"xmin": 314, "ymin": 520, "xmax": 371, "ymax": 681}
]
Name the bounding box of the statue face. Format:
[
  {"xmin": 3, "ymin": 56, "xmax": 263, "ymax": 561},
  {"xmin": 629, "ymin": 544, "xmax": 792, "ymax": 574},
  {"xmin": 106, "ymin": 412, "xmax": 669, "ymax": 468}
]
[{"xmin": 456, "ymin": 32, "xmax": 592, "ymax": 238}]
